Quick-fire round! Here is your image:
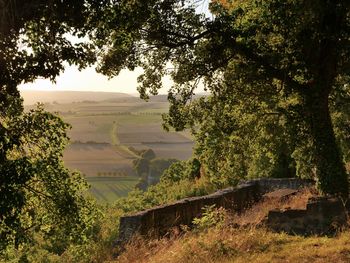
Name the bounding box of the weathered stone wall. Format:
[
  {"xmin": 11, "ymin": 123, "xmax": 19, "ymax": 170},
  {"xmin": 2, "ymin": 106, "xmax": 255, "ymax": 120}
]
[
  {"xmin": 266, "ymin": 197, "xmax": 347, "ymax": 235},
  {"xmin": 118, "ymin": 178, "xmax": 314, "ymax": 242},
  {"xmin": 250, "ymin": 177, "xmax": 314, "ymax": 194}
]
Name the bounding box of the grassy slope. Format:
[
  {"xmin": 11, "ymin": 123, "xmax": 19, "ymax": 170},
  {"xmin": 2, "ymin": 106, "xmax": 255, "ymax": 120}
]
[
  {"xmin": 115, "ymin": 227, "xmax": 350, "ymax": 263},
  {"xmin": 112, "ymin": 189, "xmax": 350, "ymax": 263}
]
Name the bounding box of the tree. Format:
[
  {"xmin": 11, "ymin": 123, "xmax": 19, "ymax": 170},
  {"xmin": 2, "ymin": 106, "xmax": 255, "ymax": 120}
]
[
  {"xmin": 184, "ymin": 86, "xmax": 299, "ymax": 186},
  {"xmin": 141, "ymin": 148, "xmax": 156, "ymax": 160},
  {"xmin": 161, "ymin": 158, "xmax": 201, "ymax": 183},
  {"xmin": 0, "ymin": 106, "xmax": 99, "ymax": 254},
  {"xmin": 149, "ymin": 158, "xmax": 178, "ymax": 185},
  {"xmin": 92, "ymin": 0, "xmax": 350, "ymax": 196},
  {"xmin": 0, "ymin": 0, "xmax": 103, "ymax": 253},
  {"xmin": 133, "ymin": 149, "xmax": 178, "ymax": 189}
]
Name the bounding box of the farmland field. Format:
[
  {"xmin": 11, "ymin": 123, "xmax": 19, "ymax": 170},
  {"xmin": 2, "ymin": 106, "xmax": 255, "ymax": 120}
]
[
  {"xmin": 117, "ymin": 116, "xmax": 194, "ymax": 160},
  {"xmin": 86, "ymin": 177, "xmax": 139, "ymax": 203},
  {"xmin": 22, "ymin": 91, "xmax": 195, "ymax": 203},
  {"xmin": 63, "ymin": 143, "xmax": 136, "ymax": 177}
]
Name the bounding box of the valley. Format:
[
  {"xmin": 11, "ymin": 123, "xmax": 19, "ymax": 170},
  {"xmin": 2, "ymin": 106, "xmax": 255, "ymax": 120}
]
[{"xmin": 22, "ymin": 90, "xmax": 194, "ymax": 203}]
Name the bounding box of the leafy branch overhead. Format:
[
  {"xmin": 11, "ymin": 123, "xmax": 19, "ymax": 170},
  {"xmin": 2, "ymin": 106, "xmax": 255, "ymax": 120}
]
[{"xmin": 92, "ymin": 0, "xmax": 350, "ymax": 196}]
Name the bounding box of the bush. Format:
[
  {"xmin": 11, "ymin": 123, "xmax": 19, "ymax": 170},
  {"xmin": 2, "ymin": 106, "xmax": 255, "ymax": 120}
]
[
  {"xmin": 192, "ymin": 205, "xmax": 227, "ymax": 232},
  {"xmin": 161, "ymin": 158, "xmax": 202, "ymax": 183},
  {"xmin": 114, "ymin": 176, "xmax": 212, "ymax": 214}
]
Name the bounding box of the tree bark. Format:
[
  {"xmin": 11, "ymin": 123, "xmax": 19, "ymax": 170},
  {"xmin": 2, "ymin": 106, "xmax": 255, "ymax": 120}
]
[
  {"xmin": 305, "ymin": 90, "xmax": 348, "ymax": 197},
  {"xmin": 302, "ymin": 1, "xmax": 349, "ymax": 197}
]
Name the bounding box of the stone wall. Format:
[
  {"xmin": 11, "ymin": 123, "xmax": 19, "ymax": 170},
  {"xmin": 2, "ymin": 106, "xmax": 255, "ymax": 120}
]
[
  {"xmin": 118, "ymin": 178, "xmax": 314, "ymax": 242},
  {"xmin": 266, "ymin": 196, "xmax": 347, "ymax": 235},
  {"xmin": 250, "ymin": 177, "xmax": 314, "ymax": 194}
]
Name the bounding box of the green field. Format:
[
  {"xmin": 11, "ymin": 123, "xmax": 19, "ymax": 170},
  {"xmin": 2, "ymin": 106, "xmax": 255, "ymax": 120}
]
[
  {"xmin": 56, "ymin": 98, "xmax": 194, "ymax": 176},
  {"xmin": 23, "ymin": 92, "xmax": 194, "ymax": 203},
  {"xmin": 86, "ymin": 177, "xmax": 139, "ymax": 203}
]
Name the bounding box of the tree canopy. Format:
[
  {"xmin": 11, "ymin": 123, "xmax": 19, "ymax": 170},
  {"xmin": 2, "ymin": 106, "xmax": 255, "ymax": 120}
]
[
  {"xmin": 0, "ymin": 0, "xmax": 101, "ymax": 253},
  {"xmin": 92, "ymin": 0, "xmax": 350, "ymax": 196}
]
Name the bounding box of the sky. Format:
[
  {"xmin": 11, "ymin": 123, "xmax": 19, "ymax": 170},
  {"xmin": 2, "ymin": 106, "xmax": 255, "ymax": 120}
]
[{"xmin": 19, "ymin": 65, "xmax": 172, "ymax": 95}]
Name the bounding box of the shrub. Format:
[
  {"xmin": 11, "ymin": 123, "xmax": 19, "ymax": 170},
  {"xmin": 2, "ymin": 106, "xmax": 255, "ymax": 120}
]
[{"xmin": 192, "ymin": 205, "xmax": 227, "ymax": 232}]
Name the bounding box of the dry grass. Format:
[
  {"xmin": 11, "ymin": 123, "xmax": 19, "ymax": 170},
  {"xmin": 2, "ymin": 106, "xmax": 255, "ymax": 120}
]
[{"xmin": 110, "ymin": 226, "xmax": 350, "ymax": 263}]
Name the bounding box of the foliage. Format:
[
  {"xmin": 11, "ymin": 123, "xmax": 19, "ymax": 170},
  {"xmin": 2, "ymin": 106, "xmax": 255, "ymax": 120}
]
[
  {"xmin": 141, "ymin": 149, "xmax": 156, "ymax": 160},
  {"xmin": 133, "ymin": 158, "xmax": 150, "ymax": 178},
  {"xmin": 133, "ymin": 148, "xmax": 179, "ymax": 190},
  {"xmin": 1, "ymin": 205, "xmax": 122, "ymax": 263},
  {"xmin": 161, "ymin": 158, "xmax": 201, "ymax": 183},
  {"xmin": 0, "ymin": 105, "xmax": 100, "ymax": 259},
  {"xmin": 0, "ymin": 0, "xmax": 96, "ymax": 102},
  {"xmin": 92, "ymin": 0, "xmax": 350, "ymax": 196},
  {"xmin": 122, "ymin": 178, "xmax": 211, "ymax": 214},
  {"xmin": 184, "ymin": 87, "xmax": 299, "ymax": 187},
  {"xmin": 0, "ymin": 0, "xmax": 103, "ymax": 255},
  {"xmin": 192, "ymin": 205, "xmax": 227, "ymax": 232},
  {"xmin": 115, "ymin": 159, "xmax": 214, "ymax": 214},
  {"xmin": 148, "ymin": 158, "xmax": 178, "ymax": 185}
]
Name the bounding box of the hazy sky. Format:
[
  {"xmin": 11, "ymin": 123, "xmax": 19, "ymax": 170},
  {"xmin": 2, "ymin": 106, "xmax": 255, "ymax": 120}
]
[{"xmin": 19, "ymin": 65, "xmax": 172, "ymax": 94}]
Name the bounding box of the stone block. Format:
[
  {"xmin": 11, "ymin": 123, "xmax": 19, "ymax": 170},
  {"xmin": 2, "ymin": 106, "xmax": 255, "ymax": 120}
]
[{"xmin": 266, "ymin": 196, "xmax": 347, "ymax": 236}]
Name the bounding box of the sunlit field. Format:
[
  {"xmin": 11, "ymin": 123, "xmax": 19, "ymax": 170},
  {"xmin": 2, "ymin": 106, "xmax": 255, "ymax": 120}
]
[
  {"xmin": 86, "ymin": 177, "xmax": 139, "ymax": 203},
  {"xmin": 23, "ymin": 92, "xmax": 194, "ymax": 203}
]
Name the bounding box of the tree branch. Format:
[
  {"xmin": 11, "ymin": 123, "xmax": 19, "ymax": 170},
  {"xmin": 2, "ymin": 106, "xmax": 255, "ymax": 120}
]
[{"xmin": 233, "ymin": 43, "xmax": 306, "ymax": 93}]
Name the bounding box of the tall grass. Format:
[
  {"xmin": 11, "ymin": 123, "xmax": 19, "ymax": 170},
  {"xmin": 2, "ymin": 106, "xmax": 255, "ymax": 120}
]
[
  {"xmin": 115, "ymin": 227, "xmax": 350, "ymax": 263},
  {"xmin": 113, "ymin": 188, "xmax": 350, "ymax": 263}
]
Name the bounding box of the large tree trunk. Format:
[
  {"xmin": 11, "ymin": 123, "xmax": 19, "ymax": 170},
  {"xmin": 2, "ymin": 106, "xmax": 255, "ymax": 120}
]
[
  {"xmin": 303, "ymin": 1, "xmax": 349, "ymax": 197},
  {"xmin": 305, "ymin": 90, "xmax": 348, "ymax": 197}
]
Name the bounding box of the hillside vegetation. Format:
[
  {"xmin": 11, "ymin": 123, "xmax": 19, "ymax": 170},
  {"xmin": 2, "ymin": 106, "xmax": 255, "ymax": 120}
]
[{"xmin": 114, "ymin": 190, "xmax": 350, "ymax": 263}]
